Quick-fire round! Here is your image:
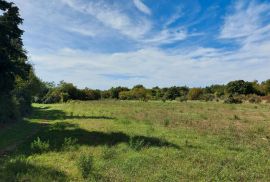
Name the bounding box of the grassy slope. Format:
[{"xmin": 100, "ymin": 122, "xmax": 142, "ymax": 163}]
[{"xmin": 1, "ymin": 100, "xmax": 270, "ymax": 181}]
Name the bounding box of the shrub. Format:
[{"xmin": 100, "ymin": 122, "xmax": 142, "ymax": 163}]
[
  {"xmin": 224, "ymin": 95, "xmax": 242, "ymax": 104},
  {"xmin": 77, "ymin": 154, "xmax": 93, "ymax": 179},
  {"xmin": 176, "ymin": 96, "xmax": 188, "ymax": 102},
  {"xmin": 30, "ymin": 137, "xmax": 50, "ymax": 153},
  {"xmin": 163, "ymin": 118, "xmax": 170, "ymax": 127},
  {"xmin": 188, "ymin": 88, "xmax": 203, "ymax": 100},
  {"xmin": 248, "ymin": 95, "xmax": 262, "ymax": 104},
  {"xmin": 62, "ymin": 137, "xmax": 78, "ymax": 150},
  {"xmin": 202, "ymin": 94, "xmax": 215, "ymax": 102}
]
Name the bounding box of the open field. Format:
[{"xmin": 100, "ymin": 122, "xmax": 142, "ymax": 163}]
[{"xmin": 1, "ymin": 100, "xmax": 270, "ymax": 181}]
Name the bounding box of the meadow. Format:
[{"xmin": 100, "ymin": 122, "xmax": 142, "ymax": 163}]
[{"xmin": 1, "ymin": 100, "xmax": 270, "ymax": 181}]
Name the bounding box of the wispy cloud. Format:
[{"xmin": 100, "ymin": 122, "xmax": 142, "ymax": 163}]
[
  {"xmin": 133, "ymin": 0, "xmax": 151, "ymax": 15},
  {"xmin": 143, "ymin": 28, "xmax": 187, "ymax": 45},
  {"xmin": 220, "ymin": 1, "xmax": 270, "ymax": 39},
  {"xmin": 62, "ymin": 0, "xmax": 151, "ymax": 39}
]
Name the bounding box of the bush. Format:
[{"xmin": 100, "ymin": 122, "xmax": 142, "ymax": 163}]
[
  {"xmin": 248, "ymin": 95, "xmax": 262, "ymax": 104},
  {"xmin": 176, "ymin": 96, "xmax": 188, "ymax": 102},
  {"xmin": 77, "ymin": 154, "xmax": 93, "ymax": 179},
  {"xmin": 202, "ymin": 94, "xmax": 215, "ymax": 102},
  {"xmin": 30, "ymin": 137, "xmax": 50, "ymax": 153},
  {"xmin": 188, "ymin": 88, "xmax": 203, "ymax": 100},
  {"xmin": 224, "ymin": 95, "xmax": 243, "ymax": 104},
  {"xmin": 62, "ymin": 137, "xmax": 78, "ymax": 150}
]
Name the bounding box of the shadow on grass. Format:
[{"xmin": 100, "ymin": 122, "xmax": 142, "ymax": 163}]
[
  {"xmin": 0, "ymin": 157, "xmax": 67, "ymax": 181},
  {"xmin": 0, "ymin": 105, "xmax": 181, "ymax": 181},
  {"xmin": 30, "ymin": 107, "xmax": 115, "ymax": 121},
  {"xmin": 23, "ymin": 106, "xmax": 180, "ymax": 152}
]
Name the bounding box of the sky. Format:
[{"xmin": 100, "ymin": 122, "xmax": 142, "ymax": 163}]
[{"xmin": 7, "ymin": 0, "xmax": 270, "ymax": 89}]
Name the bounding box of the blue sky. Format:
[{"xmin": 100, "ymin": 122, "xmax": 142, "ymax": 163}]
[{"xmin": 8, "ymin": 0, "xmax": 270, "ymax": 89}]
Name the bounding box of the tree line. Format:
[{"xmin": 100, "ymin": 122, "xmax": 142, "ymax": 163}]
[{"xmin": 34, "ymin": 79, "xmax": 270, "ymax": 104}]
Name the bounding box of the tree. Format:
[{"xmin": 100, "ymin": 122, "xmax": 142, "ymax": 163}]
[
  {"xmin": 163, "ymin": 86, "xmax": 180, "ymax": 100},
  {"xmin": 109, "ymin": 87, "xmax": 129, "ymax": 99},
  {"xmin": 0, "ymin": 0, "xmax": 32, "ymax": 122},
  {"xmin": 226, "ymin": 80, "xmax": 255, "ymax": 95},
  {"xmin": 262, "ymin": 79, "xmax": 270, "ymax": 95},
  {"xmin": 188, "ymin": 88, "xmax": 203, "ymax": 100}
]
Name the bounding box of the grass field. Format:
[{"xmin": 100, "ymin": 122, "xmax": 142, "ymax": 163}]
[{"xmin": 1, "ymin": 100, "xmax": 270, "ymax": 181}]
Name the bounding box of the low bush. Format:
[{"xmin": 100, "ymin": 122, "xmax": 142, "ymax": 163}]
[
  {"xmin": 248, "ymin": 95, "xmax": 262, "ymax": 104},
  {"xmin": 30, "ymin": 137, "xmax": 50, "ymax": 153},
  {"xmin": 202, "ymin": 94, "xmax": 215, "ymax": 102},
  {"xmin": 176, "ymin": 96, "xmax": 188, "ymax": 102},
  {"xmin": 224, "ymin": 95, "xmax": 243, "ymax": 104},
  {"xmin": 62, "ymin": 137, "xmax": 78, "ymax": 150}
]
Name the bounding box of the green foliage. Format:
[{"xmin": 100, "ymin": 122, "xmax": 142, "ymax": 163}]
[
  {"xmin": 188, "ymin": 88, "xmax": 204, "ymax": 100},
  {"xmin": 102, "ymin": 146, "xmax": 117, "ymax": 160},
  {"xmin": 129, "ymin": 137, "xmax": 145, "ymax": 151},
  {"xmin": 62, "ymin": 137, "xmax": 78, "ymax": 150},
  {"xmin": 176, "ymin": 95, "xmax": 188, "ymax": 102},
  {"xmin": 119, "ymin": 87, "xmax": 149, "ymax": 101},
  {"xmin": 31, "ymin": 79, "xmax": 270, "ymax": 104},
  {"xmin": 30, "ymin": 137, "xmax": 50, "ymax": 153},
  {"xmin": 163, "ymin": 118, "xmax": 171, "ymax": 127},
  {"xmin": 226, "ymin": 80, "xmax": 256, "ymax": 95},
  {"xmin": 261, "ymin": 79, "xmax": 270, "ymax": 95},
  {"xmin": 0, "ymin": 0, "xmax": 38, "ymax": 122},
  {"xmin": 76, "ymin": 153, "xmax": 93, "ymax": 179}
]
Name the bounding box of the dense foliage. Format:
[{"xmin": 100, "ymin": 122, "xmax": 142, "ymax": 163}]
[
  {"xmin": 34, "ymin": 79, "xmax": 270, "ymax": 104},
  {"xmin": 0, "ymin": 0, "xmax": 42, "ymax": 123}
]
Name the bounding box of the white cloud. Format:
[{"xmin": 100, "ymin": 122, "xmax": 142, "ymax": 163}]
[
  {"xmin": 133, "ymin": 0, "xmax": 151, "ymax": 15},
  {"xmin": 30, "ymin": 43, "xmax": 270, "ymax": 89},
  {"xmin": 62, "ymin": 0, "xmax": 151, "ymax": 39},
  {"xmin": 220, "ymin": 1, "xmax": 270, "ymax": 39}
]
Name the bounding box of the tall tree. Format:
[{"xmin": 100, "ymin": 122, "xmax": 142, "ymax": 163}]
[{"xmin": 0, "ymin": 0, "xmax": 31, "ymax": 122}]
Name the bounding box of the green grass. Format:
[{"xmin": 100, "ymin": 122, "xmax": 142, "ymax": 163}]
[{"xmin": 1, "ymin": 100, "xmax": 270, "ymax": 181}]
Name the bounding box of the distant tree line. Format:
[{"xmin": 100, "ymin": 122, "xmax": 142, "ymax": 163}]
[{"xmin": 34, "ymin": 79, "xmax": 270, "ymax": 104}]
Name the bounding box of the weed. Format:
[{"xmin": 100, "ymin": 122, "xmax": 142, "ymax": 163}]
[
  {"xmin": 129, "ymin": 137, "xmax": 145, "ymax": 151},
  {"xmin": 163, "ymin": 118, "xmax": 170, "ymax": 127},
  {"xmin": 30, "ymin": 137, "xmax": 50, "ymax": 153},
  {"xmin": 62, "ymin": 137, "xmax": 78, "ymax": 150}
]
